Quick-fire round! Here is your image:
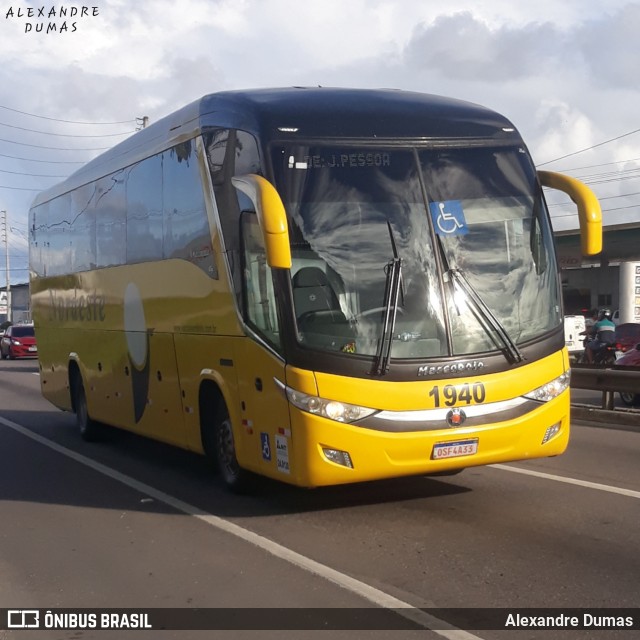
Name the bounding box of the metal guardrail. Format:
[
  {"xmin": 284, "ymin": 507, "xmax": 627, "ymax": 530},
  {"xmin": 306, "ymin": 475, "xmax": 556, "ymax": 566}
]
[{"xmin": 571, "ymin": 364, "xmax": 640, "ymax": 411}]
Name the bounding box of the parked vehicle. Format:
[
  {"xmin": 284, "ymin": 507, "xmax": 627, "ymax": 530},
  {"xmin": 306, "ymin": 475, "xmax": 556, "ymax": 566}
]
[
  {"xmin": 0, "ymin": 324, "xmax": 38, "ymax": 359},
  {"xmin": 616, "ymin": 344, "xmax": 640, "ymax": 406}
]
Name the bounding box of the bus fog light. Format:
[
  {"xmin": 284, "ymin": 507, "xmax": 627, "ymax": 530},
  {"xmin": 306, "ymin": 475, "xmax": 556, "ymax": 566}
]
[
  {"xmin": 542, "ymin": 422, "xmax": 561, "ymax": 444},
  {"xmin": 322, "ymin": 448, "xmax": 354, "ymax": 468}
]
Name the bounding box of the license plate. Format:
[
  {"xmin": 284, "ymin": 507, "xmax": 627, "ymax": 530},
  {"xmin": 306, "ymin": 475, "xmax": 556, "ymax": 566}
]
[
  {"xmin": 432, "ymin": 438, "xmax": 478, "ymax": 460},
  {"xmin": 28, "ymin": 346, "xmax": 37, "ymax": 352}
]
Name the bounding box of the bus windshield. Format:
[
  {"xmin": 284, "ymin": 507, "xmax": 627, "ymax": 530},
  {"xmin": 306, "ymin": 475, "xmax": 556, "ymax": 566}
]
[{"xmin": 271, "ymin": 143, "xmax": 561, "ymax": 361}]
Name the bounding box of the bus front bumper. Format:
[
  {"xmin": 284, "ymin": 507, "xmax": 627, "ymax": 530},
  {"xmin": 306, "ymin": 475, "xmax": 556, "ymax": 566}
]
[{"xmin": 287, "ymin": 392, "xmax": 570, "ymax": 488}]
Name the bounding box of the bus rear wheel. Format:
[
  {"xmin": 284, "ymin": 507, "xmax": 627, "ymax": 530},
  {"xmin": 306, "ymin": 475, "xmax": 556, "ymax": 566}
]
[
  {"xmin": 214, "ymin": 406, "xmax": 253, "ymax": 493},
  {"xmin": 73, "ymin": 375, "xmax": 102, "ymax": 442}
]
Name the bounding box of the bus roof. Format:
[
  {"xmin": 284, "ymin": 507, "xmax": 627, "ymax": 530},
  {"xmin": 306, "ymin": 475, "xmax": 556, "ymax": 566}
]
[{"xmin": 31, "ymin": 87, "xmax": 521, "ymax": 208}]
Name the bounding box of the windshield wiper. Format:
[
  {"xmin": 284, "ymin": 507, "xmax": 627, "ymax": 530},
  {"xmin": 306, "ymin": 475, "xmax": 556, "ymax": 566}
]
[
  {"xmin": 373, "ymin": 221, "xmax": 404, "ymax": 376},
  {"xmin": 449, "ymin": 267, "xmax": 524, "ymax": 364},
  {"xmin": 434, "ymin": 235, "xmax": 523, "ymax": 364}
]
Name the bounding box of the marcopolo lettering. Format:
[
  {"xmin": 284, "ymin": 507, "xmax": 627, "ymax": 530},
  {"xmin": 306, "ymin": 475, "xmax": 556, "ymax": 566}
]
[{"xmin": 418, "ymin": 360, "xmax": 485, "ymax": 377}]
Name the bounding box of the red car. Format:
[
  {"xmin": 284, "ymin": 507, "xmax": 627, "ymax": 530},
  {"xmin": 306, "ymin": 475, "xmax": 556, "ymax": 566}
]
[
  {"xmin": 0, "ymin": 324, "xmax": 38, "ymax": 359},
  {"xmin": 616, "ymin": 344, "xmax": 640, "ymax": 406},
  {"xmin": 614, "ymin": 323, "xmax": 640, "ymax": 356}
]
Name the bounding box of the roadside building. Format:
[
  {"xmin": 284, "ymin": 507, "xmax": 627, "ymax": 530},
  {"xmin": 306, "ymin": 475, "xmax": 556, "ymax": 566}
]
[
  {"xmin": 556, "ymin": 222, "xmax": 640, "ymax": 322},
  {"xmin": 0, "ymin": 283, "xmax": 31, "ymax": 325}
]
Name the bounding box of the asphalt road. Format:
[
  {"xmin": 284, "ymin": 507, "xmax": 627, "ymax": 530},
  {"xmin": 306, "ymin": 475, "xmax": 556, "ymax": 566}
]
[{"xmin": 0, "ymin": 358, "xmax": 639, "ymax": 640}]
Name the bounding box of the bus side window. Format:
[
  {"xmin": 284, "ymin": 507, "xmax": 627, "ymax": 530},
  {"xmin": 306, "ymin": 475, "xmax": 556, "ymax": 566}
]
[
  {"xmin": 240, "ymin": 211, "xmax": 281, "ymax": 350},
  {"xmin": 528, "ymin": 216, "xmax": 548, "ymax": 275},
  {"xmin": 163, "ymin": 141, "xmax": 215, "ymax": 277},
  {"xmin": 207, "ymin": 129, "xmax": 263, "ymax": 306}
]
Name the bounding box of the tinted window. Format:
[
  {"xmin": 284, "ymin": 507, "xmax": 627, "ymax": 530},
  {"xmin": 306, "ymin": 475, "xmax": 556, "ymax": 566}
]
[
  {"xmin": 616, "ymin": 323, "xmax": 640, "ymax": 341},
  {"xmin": 95, "ymin": 171, "xmax": 126, "ymax": 268},
  {"xmin": 163, "ymin": 141, "xmax": 216, "ymax": 277},
  {"xmin": 241, "ymin": 212, "xmax": 281, "ymax": 350},
  {"xmin": 205, "ymin": 129, "xmax": 262, "ymax": 306},
  {"xmin": 12, "ymin": 326, "xmax": 35, "ymax": 338},
  {"xmin": 29, "ymin": 203, "xmax": 48, "ymax": 277},
  {"xmin": 47, "ymin": 193, "xmax": 72, "ymax": 276},
  {"xmin": 126, "ymin": 154, "xmax": 164, "ymax": 263},
  {"xmin": 70, "ymin": 183, "xmax": 96, "ymax": 272}
]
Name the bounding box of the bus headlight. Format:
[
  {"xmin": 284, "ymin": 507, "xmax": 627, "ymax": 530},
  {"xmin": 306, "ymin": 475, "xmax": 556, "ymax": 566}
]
[
  {"xmin": 523, "ymin": 371, "xmax": 570, "ymax": 402},
  {"xmin": 286, "ymin": 387, "xmax": 378, "ymax": 423}
]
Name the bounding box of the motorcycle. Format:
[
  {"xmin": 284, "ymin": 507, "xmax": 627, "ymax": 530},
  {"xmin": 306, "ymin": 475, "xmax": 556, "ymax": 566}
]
[{"xmin": 577, "ymin": 335, "xmax": 618, "ymax": 365}]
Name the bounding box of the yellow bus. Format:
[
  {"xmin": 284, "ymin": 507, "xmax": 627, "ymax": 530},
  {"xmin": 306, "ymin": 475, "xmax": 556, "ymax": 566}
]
[{"xmin": 29, "ymin": 88, "xmax": 602, "ymax": 491}]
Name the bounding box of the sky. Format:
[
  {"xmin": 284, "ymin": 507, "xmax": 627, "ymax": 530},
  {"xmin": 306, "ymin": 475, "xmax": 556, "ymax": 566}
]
[{"xmin": 1, "ymin": 0, "xmax": 639, "ymax": 284}]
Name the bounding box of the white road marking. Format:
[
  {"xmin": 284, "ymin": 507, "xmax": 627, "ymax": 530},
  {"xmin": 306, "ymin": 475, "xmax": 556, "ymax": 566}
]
[
  {"xmin": 0, "ymin": 415, "xmax": 479, "ymax": 640},
  {"xmin": 492, "ymin": 464, "xmax": 640, "ymax": 499}
]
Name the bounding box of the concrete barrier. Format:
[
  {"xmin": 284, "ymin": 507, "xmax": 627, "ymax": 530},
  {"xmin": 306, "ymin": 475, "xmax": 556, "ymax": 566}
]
[{"xmin": 571, "ymin": 403, "xmax": 640, "ymax": 429}]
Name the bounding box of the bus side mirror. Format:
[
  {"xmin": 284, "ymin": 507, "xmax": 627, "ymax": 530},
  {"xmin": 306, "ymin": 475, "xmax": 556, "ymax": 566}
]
[
  {"xmin": 537, "ymin": 170, "xmax": 602, "ymax": 256},
  {"xmin": 231, "ymin": 174, "xmax": 292, "ymax": 269}
]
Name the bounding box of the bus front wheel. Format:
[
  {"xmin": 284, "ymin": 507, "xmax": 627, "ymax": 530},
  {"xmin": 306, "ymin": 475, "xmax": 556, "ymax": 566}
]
[{"xmin": 214, "ymin": 406, "xmax": 253, "ymax": 493}]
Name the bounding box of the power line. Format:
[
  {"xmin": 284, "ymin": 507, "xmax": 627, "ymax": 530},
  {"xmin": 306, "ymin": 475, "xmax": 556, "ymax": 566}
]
[
  {"xmin": 0, "ymin": 104, "xmax": 135, "ymax": 125},
  {"xmin": 556, "ymin": 156, "xmax": 640, "ymax": 173},
  {"xmin": 0, "ymin": 137, "xmax": 110, "ymax": 151},
  {"xmin": 0, "ymin": 168, "xmax": 68, "ymax": 179},
  {"xmin": 547, "ymin": 190, "xmax": 640, "ymax": 207},
  {"xmin": 0, "ymin": 152, "xmax": 84, "ymax": 164},
  {"xmin": 0, "ymin": 121, "xmax": 135, "ymax": 138},
  {"xmin": 551, "ymin": 203, "xmax": 639, "ymax": 219},
  {"xmin": 538, "ymin": 126, "xmax": 640, "ymax": 166},
  {"xmin": 0, "ymin": 184, "xmax": 43, "ymax": 191}
]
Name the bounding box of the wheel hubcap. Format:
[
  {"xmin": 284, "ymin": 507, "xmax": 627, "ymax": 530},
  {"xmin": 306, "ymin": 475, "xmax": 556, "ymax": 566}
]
[{"xmin": 217, "ymin": 419, "xmax": 238, "ymax": 479}]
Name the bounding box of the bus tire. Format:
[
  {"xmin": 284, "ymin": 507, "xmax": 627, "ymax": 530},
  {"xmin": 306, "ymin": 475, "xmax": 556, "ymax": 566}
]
[
  {"xmin": 214, "ymin": 405, "xmax": 253, "ymax": 493},
  {"xmin": 620, "ymin": 392, "xmax": 639, "ymax": 406},
  {"xmin": 72, "ymin": 375, "xmax": 102, "ymax": 442}
]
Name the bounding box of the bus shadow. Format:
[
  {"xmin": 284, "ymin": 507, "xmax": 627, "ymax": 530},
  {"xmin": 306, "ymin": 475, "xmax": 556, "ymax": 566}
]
[{"xmin": 0, "ymin": 408, "xmax": 472, "ymax": 518}]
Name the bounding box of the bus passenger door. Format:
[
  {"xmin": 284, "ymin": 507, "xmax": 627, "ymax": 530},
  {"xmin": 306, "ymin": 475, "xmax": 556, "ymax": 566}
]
[{"xmin": 234, "ymin": 211, "xmax": 292, "ymax": 479}]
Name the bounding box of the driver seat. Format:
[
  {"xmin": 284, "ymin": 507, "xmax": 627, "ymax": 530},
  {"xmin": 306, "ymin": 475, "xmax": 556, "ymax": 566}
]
[{"xmin": 292, "ymin": 266, "xmax": 341, "ymax": 317}]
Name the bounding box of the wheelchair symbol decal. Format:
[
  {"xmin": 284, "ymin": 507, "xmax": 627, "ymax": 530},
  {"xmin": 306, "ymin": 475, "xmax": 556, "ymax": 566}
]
[
  {"xmin": 260, "ymin": 432, "xmax": 272, "ymax": 461},
  {"xmin": 429, "ymin": 200, "xmax": 468, "ymax": 236}
]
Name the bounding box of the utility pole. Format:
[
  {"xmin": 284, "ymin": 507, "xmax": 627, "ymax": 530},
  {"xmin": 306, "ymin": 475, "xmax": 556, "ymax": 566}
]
[
  {"xmin": 135, "ymin": 116, "xmax": 149, "ymax": 130},
  {"xmin": 0, "ymin": 210, "xmax": 10, "ymax": 323}
]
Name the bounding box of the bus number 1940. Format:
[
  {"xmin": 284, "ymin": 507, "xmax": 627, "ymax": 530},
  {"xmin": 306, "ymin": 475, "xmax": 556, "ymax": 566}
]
[{"xmin": 428, "ymin": 382, "xmax": 486, "ymax": 408}]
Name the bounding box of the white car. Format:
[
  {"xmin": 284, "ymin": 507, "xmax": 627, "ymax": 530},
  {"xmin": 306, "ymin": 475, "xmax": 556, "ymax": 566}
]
[{"xmin": 564, "ymin": 314, "xmax": 586, "ymax": 361}]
